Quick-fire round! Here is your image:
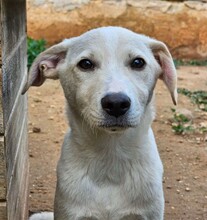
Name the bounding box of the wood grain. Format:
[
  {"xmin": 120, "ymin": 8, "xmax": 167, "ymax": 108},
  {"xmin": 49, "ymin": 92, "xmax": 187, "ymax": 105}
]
[
  {"xmin": 0, "ymin": 201, "xmax": 7, "ymax": 220},
  {"xmin": 0, "ymin": 0, "xmax": 28, "ymax": 219},
  {"xmin": 0, "ymin": 137, "xmax": 6, "ymax": 200}
]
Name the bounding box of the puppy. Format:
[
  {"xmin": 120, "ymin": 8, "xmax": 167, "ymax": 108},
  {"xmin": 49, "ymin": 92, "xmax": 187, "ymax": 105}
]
[{"xmin": 24, "ymin": 26, "xmax": 177, "ymax": 220}]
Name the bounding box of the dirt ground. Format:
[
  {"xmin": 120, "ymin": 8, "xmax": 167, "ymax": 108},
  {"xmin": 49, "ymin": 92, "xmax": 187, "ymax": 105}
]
[{"xmin": 28, "ymin": 66, "xmax": 207, "ymax": 220}]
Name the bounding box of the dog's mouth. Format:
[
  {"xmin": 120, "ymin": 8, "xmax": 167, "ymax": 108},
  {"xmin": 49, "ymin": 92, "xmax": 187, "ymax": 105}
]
[
  {"xmin": 97, "ymin": 118, "xmax": 137, "ymax": 132},
  {"xmin": 99, "ymin": 122, "xmax": 134, "ymax": 128},
  {"xmin": 85, "ymin": 110, "xmax": 140, "ymax": 132},
  {"xmin": 99, "ymin": 125, "xmax": 133, "ymax": 133}
]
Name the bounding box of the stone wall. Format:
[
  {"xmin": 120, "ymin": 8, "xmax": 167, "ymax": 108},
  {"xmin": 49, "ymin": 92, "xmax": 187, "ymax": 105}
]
[{"xmin": 27, "ymin": 0, "xmax": 207, "ymax": 59}]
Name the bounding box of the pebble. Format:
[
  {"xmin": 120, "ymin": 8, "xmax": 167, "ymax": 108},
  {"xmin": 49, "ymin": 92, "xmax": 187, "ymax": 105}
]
[
  {"xmin": 54, "ymin": 140, "xmax": 59, "ymax": 143},
  {"xmin": 193, "ymin": 72, "xmax": 200, "ymax": 75},
  {"xmin": 199, "ymin": 122, "xmax": 207, "ymax": 128},
  {"xmin": 185, "ymin": 187, "xmax": 191, "ymax": 192},
  {"xmin": 176, "ymin": 189, "xmax": 180, "ymax": 194},
  {"xmin": 32, "ymin": 127, "xmax": 41, "ymax": 133},
  {"xmin": 33, "ymin": 97, "xmax": 42, "ymax": 103},
  {"xmin": 196, "ymin": 137, "xmax": 201, "ymax": 142}
]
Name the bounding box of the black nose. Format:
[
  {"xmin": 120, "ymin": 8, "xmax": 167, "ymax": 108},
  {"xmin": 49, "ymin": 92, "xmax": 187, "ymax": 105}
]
[{"xmin": 101, "ymin": 93, "xmax": 131, "ymax": 118}]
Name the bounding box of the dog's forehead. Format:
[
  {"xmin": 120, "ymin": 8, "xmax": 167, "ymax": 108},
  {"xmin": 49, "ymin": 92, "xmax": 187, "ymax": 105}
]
[{"xmin": 70, "ymin": 27, "xmax": 151, "ymax": 55}]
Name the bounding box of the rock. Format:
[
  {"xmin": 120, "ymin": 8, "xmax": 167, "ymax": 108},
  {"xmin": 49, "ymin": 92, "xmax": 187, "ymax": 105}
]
[
  {"xmin": 27, "ymin": 0, "xmax": 207, "ymax": 60},
  {"xmin": 32, "ymin": 126, "xmax": 41, "ymax": 133},
  {"xmin": 185, "ymin": 187, "xmax": 191, "ymax": 192},
  {"xmin": 199, "ymin": 121, "xmax": 207, "ymax": 128},
  {"xmin": 176, "ymin": 177, "xmax": 181, "ymax": 181},
  {"xmin": 185, "ymin": 1, "xmax": 207, "ymax": 11},
  {"xmin": 176, "ymin": 189, "xmax": 180, "ymax": 194},
  {"xmin": 33, "ymin": 97, "xmax": 42, "ymax": 102}
]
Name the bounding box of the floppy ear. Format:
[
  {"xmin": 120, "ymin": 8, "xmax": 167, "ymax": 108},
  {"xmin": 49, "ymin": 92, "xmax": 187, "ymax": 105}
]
[
  {"xmin": 150, "ymin": 40, "xmax": 177, "ymax": 105},
  {"xmin": 22, "ymin": 41, "xmax": 69, "ymax": 94}
]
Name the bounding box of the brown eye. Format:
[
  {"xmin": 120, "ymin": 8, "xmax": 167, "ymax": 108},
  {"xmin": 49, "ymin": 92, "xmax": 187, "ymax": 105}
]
[
  {"xmin": 78, "ymin": 59, "xmax": 94, "ymax": 70},
  {"xmin": 130, "ymin": 58, "xmax": 146, "ymax": 69}
]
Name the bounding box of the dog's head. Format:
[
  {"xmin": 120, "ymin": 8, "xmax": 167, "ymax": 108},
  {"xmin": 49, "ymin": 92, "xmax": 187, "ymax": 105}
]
[{"xmin": 23, "ymin": 27, "xmax": 177, "ymax": 132}]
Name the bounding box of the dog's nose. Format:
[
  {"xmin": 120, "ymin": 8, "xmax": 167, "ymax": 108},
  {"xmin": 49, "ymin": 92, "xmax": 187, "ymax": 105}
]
[{"xmin": 101, "ymin": 93, "xmax": 131, "ymax": 117}]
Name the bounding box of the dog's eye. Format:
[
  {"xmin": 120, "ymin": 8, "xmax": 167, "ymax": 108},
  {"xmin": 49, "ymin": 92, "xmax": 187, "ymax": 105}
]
[
  {"xmin": 78, "ymin": 59, "xmax": 94, "ymax": 70},
  {"xmin": 130, "ymin": 58, "xmax": 146, "ymax": 69}
]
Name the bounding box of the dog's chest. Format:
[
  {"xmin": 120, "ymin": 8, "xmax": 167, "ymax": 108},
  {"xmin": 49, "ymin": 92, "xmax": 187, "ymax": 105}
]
[
  {"xmin": 59, "ymin": 131, "xmax": 163, "ymax": 219},
  {"xmin": 94, "ymin": 184, "xmax": 125, "ymax": 210},
  {"xmin": 81, "ymin": 180, "xmax": 154, "ymax": 220},
  {"xmin": 85, "ymin": 161, "xmax": 157, "ymax": 218}
]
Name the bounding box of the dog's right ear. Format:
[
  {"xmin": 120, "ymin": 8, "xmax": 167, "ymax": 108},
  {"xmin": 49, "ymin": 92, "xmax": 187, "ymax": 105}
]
[
  {"xmin": 149, "ymin": 39, "xmax": 177, "ymax": 105},
  {"xmin": 22, "ymin": 41, "xmax": 69, "ymax": 94}
]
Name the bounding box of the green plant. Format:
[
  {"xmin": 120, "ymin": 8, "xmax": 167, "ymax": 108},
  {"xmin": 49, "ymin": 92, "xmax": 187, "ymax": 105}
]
[
  {"xmin": 187, "ymin": 60, "xmax": 207, "ymax": 66},
  {"xmin": 171, "ymin": 108, "xmax": 194, "ymax": 135},
  {"xmin": 177, "ymin": 88, "xmax": 191, "ymax": 97},
  {"xmin": 173, "ymin": 59, "xmax": 207, "ymax": 68},
  {"xmin": 27, "ymin": 37, "xmax": 46, "ymax": 69},
  {"xmin": 173, "ymin": 59, "xmax": 185, "ymax": 68},
  {"xmin": 178, "ymin": 88, "xmax": 207, "ymax": 112}
]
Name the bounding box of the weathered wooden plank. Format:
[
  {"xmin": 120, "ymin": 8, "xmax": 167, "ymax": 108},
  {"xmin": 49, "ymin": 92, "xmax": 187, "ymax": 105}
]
[
  {"xmin": 0, "ymin": 201, "xmax": 7, "ymax": 220},
  {"xmin": 2, "ymin": 36, "xmax": 27, "ymax": 123},
  {"xmin": 0, "ymin": 40, "xmax": 3, "ymax": 134},
  {"xmin": 1, "ymin": 0, "xmax": 27, "ymax": 123},
  {"xmin": 0, "ymin": 3, "xmax": 6, "ymax": 219},
  {"xmin": 1, "ymin": 1, "xmax": 28, "ymax": 219},
  {"xmin": 0, "ymin": 42, "xmax": 6, "ymax": 201},
  {"xmin": 4, "ymin": 91, "xmax": 28, "ymax": 182},
  {"xmin": 0, "ymin": 68, "xmax": 4, "ymax": 135},
  {"xmin": 1, "ymin": 0, "xmax": 26, "ymax": 58},
  {"xmin": 7, "ymin": 121, "xmax": 28, "ymax": 220},
  {"xmin": 0, "ymin": 136, "xmax": 6, "ymax": 200}
]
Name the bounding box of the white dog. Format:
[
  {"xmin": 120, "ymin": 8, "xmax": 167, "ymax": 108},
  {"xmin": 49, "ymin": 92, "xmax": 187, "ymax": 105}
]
[{"xmin": 24, "ymin": 26, "xmax": 177, "ymax": 220}]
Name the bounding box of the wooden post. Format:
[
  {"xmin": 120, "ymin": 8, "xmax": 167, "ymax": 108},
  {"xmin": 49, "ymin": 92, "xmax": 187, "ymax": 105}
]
[{"xmin": 0, "ymin": 0, "xmax": 29, "ymax": 219}]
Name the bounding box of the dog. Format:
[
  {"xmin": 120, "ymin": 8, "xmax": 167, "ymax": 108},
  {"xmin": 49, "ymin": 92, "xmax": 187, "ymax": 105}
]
[{"xmin": 23, "ymin": 26, "xmax": 177, "ymax": 220}]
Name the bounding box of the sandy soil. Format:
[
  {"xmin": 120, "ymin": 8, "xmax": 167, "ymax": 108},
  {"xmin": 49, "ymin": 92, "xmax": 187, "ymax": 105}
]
[{"xmin": 28, "ymin": 66, "xmax": 207, "ymax": 220}]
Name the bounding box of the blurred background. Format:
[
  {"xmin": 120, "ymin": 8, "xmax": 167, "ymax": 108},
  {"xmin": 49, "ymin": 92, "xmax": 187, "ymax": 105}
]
[{"xmin": 27, "ymin": 0, "xmax": 207, "ymax": 60}]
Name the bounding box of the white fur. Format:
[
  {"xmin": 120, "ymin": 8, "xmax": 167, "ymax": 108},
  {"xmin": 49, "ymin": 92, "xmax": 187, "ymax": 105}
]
[
  {"xmin": 26, "ymin": 27, "xmax": 177, "ymax": 220},
  {"xmin": 29, "ymin": 212, "xmax": 53, "ymax": 220}
]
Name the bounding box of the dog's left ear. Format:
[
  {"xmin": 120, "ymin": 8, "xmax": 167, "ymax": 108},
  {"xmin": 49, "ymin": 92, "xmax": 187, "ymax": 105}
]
[{"xmin": 150, "ymin": 40, "xmax": 177, "ymax": 105}]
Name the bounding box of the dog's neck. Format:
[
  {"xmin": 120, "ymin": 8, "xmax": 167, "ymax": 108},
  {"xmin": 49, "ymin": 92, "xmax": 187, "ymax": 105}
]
[{"xmin": 66, "ymin": 102, "xmax": 155, "ymax": 184}]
